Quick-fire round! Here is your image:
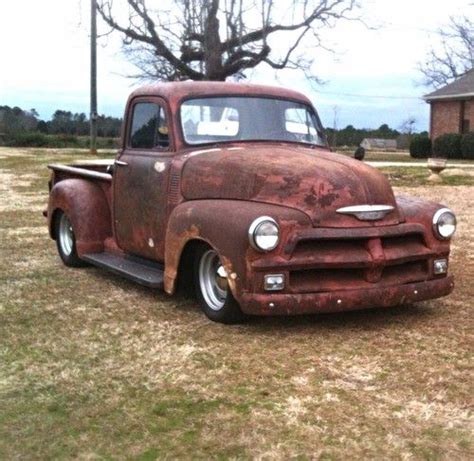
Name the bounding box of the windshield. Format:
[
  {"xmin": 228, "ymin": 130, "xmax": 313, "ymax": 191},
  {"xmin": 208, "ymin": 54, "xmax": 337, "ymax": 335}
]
[{"xmin": 180, "ymin": 96, "xmax": 326, "ymax": 146}]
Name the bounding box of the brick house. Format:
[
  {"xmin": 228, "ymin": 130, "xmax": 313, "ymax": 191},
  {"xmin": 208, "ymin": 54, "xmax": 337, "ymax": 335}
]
[{"xmin": 424, "ymin": 69, "xmax": 474, "ymax": 140}]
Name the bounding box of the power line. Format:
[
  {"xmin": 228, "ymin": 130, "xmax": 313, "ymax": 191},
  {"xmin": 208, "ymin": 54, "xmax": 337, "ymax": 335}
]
[
  {"xmin": 314, "ymin": 90, "xmax": 422, "ymax": 100},
  {"xmin": 382, "ymin": 21, "xmax": 441, "ymax": 35}
]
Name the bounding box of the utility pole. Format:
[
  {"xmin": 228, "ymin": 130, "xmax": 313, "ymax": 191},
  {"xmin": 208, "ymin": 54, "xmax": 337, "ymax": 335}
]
[
  {"xmin": 90, "ymin": 0, "xmax": 98, "ymax": 155},
  {"xmin": 332, "ymin": 105, "xmax": 339, "ymax": 150}
]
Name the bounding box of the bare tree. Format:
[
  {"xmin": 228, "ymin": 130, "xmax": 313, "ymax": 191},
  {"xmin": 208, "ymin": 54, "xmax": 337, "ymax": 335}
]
[
  {"xmin": 397, "ymin": 116, "xmax": 416, "ymax": 150},
  {"xmin": 419, "ymin": 15, "xmax": 473, "ymax": 88},
  {"xmin": 97, "ymin": 0, "xmax": 359, "ymax": 81},
  {"xmin": 399, "ymin": 117, "xmax": 416, "ymax": 136}
]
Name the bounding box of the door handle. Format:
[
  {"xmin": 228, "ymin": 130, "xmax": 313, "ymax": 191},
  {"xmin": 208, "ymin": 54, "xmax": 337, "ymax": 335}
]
[{"xmin": 114, "ymin": 160, "xmax": 128, "ymax": 166}]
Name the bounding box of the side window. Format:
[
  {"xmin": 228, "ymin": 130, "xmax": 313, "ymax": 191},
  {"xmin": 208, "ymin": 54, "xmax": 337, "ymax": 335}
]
[{"xmin": 129, "ymin": 102, "xmax": 169, "ymax": 149}]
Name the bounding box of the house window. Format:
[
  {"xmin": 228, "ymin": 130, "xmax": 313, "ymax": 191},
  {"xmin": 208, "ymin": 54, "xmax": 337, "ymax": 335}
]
[{"xmin": 129, "ymin": 102, "xmax": 169, "ymax": 149}]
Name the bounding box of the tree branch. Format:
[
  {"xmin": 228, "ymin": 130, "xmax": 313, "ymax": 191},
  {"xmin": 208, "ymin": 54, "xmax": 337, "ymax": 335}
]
[
  {"xmin": 97, "ymin": 0, "xmax": 359, "ymax": 82},
  {"xmin": 97, "ymin": 0, "xmax": 203, "ymax": 79}
]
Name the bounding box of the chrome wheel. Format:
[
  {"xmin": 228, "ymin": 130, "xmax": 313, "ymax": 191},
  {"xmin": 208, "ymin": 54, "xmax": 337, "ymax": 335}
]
[
  {"xmin": 198, "ymin": 249, "xmax": 228, "ymax": 311},
  {"xmin": 55, "ymin": 210, "xmax": 86, "ymax": 268},
  {"xmin": 58, "ymin": 213, "xmax": 74, "ymax": 256}
]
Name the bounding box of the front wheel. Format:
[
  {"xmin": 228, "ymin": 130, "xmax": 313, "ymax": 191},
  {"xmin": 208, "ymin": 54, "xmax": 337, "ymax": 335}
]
[
  {"xmin": 194, "ymin": 245, "xmax": 245, "ymax": 324},
  {"xmin": 54, "ymin": 210, "xmax": 86, "ymax": 267}
]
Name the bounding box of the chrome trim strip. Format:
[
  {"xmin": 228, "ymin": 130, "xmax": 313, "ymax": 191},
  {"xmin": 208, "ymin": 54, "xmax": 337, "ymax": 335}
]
[
  {"xmin": 48, "ymin": 164, "xmax": 112, "ymax": 182},
  {"xmin": 336, "ymin": 204, "xmax": 395, "ymax": 221}
]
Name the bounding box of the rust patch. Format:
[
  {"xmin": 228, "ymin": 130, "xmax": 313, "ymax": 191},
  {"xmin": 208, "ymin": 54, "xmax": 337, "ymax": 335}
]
[{"xmin": 180, "ymin": 146, "xmax": 400, "ymax": 228}]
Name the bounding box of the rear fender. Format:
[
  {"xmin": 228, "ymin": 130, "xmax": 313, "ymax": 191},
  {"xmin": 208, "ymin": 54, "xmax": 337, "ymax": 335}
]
[{"xmin": 48, "ymin": 179, "xmax": 111, "ymax": 255}]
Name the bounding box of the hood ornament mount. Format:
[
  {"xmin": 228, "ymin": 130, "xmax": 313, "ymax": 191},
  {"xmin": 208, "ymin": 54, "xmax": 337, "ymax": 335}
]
[{"xmin": 336, "ymin": 205, "xmax": 395, "ymax": 221}]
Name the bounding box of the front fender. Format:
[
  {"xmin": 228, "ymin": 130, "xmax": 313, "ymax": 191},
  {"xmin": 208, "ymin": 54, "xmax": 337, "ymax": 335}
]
[
  {"xmin": 48, "ymin": 179, "xmax": 111, "ymax": 255},
  {"xmin": 164, "ymin": 200, "xmax": 311, "ymax": 299},
  {"xmin": 396, "ymin": 194, "xmax": 453, "ymax": 250}
]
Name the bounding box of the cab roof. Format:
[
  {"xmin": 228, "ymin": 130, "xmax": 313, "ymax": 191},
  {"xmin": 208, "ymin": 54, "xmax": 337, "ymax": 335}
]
[{"xmin": 129, "ymin": 81, "xmax": 312, "ymax": 105}]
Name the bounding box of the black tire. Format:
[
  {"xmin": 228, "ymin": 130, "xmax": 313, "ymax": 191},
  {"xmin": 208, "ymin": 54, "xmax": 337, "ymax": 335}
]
[
  {"xmin": 194, "ymin": 244, "xmax": 245, "ymax": 324},
  {"xmin": 54, "ymin": 210, "xmax": 86, "ymax": 267}
]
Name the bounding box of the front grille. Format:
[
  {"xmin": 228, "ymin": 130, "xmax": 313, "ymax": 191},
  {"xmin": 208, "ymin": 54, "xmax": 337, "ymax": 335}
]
[
  {"xmin": 288, "ymin": 227, "xmax": 432, "ymax": 292},
  {"xmin": 290, "ymin": 260, "xmax": 429, "ymax": 293},
  {"xmin": 252, "ymin": 224, "xmax": 438, "ymax": 293},
  {"xmin": 293, "ymin": 239, "xmax": 368, "ymax": 261},
  {"xmin": 382, "ymin": 233, "xmax": 426, "ymax": 252}
]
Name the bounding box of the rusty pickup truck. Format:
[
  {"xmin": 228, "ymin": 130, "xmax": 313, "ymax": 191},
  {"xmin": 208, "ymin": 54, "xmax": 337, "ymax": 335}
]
[{"xmin": 46, "ymin": 81, "xmax": 456, "ymax": 323}]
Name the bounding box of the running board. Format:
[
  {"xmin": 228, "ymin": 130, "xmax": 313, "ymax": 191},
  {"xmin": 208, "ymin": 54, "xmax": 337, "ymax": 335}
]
[{"xmin": 82, "ymin": 252, "xmax": 164, "ymax": 289}]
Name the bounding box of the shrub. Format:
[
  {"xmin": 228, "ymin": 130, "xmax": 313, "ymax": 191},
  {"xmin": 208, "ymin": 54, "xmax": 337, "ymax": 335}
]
[
  {"xmin": 82, "ymin": 137, "xmax": 119, "ymax": 149},
  {"xmin": 98, "ymin": 137, "xmax": 120, "ymax": 149},
  {"xmin": 6, "ymin": 132, "xmax": 49, "ymax": 147},
  {"xmin": 461, "ymin": 132, "xmax": 474, "ymax": 160},
  {"xmin": 3, "ymin": 132, "xmax": 104, "ymax": 148},
  {"xmin": 433, "ymin": 133, "xmax": 462, "ymax": 159},
  {"xmin": 57, "ymin": 134, "xmax": 80, "ymax": 146},
  {"xmin": 409, "ymin": 135, "xmax": 431, "ymax": 158}
]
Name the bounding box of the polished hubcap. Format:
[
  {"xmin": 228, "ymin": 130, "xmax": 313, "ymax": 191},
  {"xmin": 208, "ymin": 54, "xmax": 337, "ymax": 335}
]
[
  {"xmin": 199, "ymin": 249, "xmax": 228, "ymax": 311},
  {"xmin": 59, "ymin": 213, "xmax": 74, "ymax": 256}
]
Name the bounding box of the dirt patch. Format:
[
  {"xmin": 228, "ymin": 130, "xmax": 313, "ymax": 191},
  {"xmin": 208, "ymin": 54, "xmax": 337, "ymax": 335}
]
[{"xmin": 0, "ymin": 170, "xmax": 47, "ymax": 212}]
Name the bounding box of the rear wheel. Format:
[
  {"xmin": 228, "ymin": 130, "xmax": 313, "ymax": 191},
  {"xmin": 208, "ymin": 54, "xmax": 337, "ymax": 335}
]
[
  {"xmin": 194, "ymin": 245, "xmax": 245, "ymax": 324},
  {"xmin": 55, "ymin": 210, "xmax": 85, "ymax": 267}
]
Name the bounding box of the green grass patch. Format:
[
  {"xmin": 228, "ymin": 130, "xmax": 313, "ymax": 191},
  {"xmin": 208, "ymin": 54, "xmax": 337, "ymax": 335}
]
[{"xmin": 382, "ymin": 167, "xmax": 474, "ymax": 187}]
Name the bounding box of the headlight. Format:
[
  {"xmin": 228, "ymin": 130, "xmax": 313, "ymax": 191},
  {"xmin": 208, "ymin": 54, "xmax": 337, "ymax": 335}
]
[
  {"xmin": 248, "ymin": 216, "xmax": 280, "ymax": 252},
  {"xmin": 433, "ymin": 208, "xmax": 456, "ymax": 240}
]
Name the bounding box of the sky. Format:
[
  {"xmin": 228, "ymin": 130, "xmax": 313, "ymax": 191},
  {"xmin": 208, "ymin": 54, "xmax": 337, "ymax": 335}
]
[{"xmin": 0, "ymin": 0, "xmax": 472, "ymax": 131}]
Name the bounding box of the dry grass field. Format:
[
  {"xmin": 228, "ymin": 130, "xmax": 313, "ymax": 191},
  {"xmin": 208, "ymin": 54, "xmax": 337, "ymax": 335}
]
[{"xmin": 0, "ymin": 147, "xmax": 473, "ymax": 460}]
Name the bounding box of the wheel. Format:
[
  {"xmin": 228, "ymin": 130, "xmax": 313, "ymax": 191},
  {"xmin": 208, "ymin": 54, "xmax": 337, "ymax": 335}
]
[
  {"xmin": 194, "ymin": 245, "xmax": 245, "ymax": 324},
  {"xmin": 54, "ymin": 210, "xmax": 86, "ymax": 267}
]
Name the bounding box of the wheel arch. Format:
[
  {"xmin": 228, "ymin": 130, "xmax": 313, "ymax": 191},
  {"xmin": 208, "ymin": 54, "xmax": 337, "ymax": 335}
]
[
  {"xmin": 49, "ymin": 208, "xmax": 62, "ymax": 240},
  {"xmin": 173, "ymin": 238, "xmax": 209, "ymax": 296},
  {"xmin": 164, "ymin": 199, "xmax": 311, "ymax": 298}
]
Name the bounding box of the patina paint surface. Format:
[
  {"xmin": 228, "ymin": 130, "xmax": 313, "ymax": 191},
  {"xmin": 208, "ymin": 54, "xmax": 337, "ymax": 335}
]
[
  {"xmin": 47, "ymin": 177, "xmax": 111, "ymax": 255},
  {"xmin": 240, "ymin": 277, "xmax": 454, "ymax": 315},
  {"xmin": 180, "ymin": 146, "xmax": 400, "ymax": 227},
  {"xmin": 164, "ymin": 200, "xmax": 310, "ymax": 296},
  {"xmin": 113, "ymin": 152, "xmax": 172, "ymax": 260},
  {"xmin": 113, "ymin": 95, "xmax": 175, "ymax": 260}
]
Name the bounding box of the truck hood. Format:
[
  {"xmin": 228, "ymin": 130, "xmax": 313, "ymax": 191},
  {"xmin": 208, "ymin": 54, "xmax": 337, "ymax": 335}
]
[{"xmin": 181, "ymin": 144, "xmax": 401, "ymax": 227}]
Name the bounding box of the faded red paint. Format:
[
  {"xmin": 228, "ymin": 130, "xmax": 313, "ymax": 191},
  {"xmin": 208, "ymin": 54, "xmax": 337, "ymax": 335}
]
[
  {"xmin": 47, "ymin": 176, "xmax": 111, "ymax": 255},
  {"xmin": 180, "ymin": 145, "xmax": 400, "ymax": 227},
  {"xmin": 46, "ymin": 81, "xmax": 455, "ymax": 316}
]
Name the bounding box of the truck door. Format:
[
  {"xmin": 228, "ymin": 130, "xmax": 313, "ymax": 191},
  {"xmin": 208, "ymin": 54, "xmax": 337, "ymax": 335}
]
[{"xmin": 113, "ymin": 97, "xmax": 172, "ymax": 261}]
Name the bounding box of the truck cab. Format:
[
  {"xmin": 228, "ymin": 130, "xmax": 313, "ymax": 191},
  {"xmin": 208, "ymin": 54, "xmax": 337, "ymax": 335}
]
[{"xmin": 46, "ymin": 81, "xmax": 456, "ymax": 323}]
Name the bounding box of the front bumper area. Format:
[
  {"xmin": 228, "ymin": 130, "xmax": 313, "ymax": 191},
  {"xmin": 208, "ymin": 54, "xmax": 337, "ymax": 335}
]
[{"xmin": 240, "ymin": 276, "xmax": 454, "ymax": 316}]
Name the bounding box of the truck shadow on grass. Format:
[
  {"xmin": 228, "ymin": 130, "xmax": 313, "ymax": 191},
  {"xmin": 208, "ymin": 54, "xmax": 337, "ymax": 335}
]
[
  {"xmin": 89, "ymin": 266, "xmax": 440, "ymax": 332},
  {"xmin": 248, "ymin": 303, "xmax": 439, "ymax": 332}
]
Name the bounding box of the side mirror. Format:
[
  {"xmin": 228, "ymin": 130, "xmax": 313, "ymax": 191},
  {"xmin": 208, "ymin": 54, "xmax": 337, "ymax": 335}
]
[{"xmin": 354, "ymin": 146, "xmax": 365, "ymax": 161}]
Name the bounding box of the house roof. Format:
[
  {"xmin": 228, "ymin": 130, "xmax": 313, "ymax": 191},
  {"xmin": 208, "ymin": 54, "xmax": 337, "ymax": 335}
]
[{"xmin": 424, "ymin": 69, "xmax": 474, "ymax": 101}]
